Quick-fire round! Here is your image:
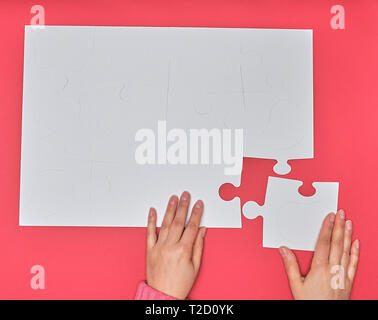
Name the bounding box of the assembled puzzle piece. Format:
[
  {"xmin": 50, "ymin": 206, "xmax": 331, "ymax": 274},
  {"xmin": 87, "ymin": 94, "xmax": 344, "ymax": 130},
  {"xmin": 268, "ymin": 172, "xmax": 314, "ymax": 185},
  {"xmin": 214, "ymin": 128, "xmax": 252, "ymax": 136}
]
[
  {"xmin": 224, "ymin": 29, "xmax": 314, "ymax": 175},
  {"xmin": 242, "ymin": 176, "xmax": 339, "ymax": 251}
]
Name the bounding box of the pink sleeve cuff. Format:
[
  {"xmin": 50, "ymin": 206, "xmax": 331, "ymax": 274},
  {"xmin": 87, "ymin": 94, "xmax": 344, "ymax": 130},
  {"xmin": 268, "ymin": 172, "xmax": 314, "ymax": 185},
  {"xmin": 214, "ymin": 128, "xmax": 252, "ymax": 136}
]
[{"xmin": 135, "ymin": 281, "xmax": 177, "ymax": 300}]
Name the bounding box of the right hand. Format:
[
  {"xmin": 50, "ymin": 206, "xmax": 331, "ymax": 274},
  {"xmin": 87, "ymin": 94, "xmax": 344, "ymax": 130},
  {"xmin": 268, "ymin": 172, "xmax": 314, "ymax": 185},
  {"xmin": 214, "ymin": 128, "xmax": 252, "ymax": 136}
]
[{"xmin": 279, "ymin": 209, "xmax": 360, "ymax": 300}]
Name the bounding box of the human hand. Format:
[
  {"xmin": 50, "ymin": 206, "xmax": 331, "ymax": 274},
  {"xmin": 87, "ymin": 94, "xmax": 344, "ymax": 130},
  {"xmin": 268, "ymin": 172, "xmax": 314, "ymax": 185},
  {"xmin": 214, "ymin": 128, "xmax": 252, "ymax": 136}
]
[
  {"xmin": 146, "ymin": 191, "xmax": 207, "ymax": 299},
  {"xmin": 279, "ymin": 209, "xmax": 360, "ymax": 300}
]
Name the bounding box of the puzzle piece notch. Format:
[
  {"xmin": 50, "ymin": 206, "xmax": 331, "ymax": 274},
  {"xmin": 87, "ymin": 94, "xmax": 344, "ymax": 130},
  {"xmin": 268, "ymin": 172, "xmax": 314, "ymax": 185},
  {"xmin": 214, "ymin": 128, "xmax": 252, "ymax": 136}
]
[
  {"xmin": 219, "ymin": 157, "xmax": 279, "ymax": 207},
  {"xmin": 242, "ymin": 176, "xmax": 339, "ymax": 251},
  {"xmin": 298, "ymin": 182, "xmax": 316, "ymax": 197},
  {"xmin": 242, "ymin": 177, "xmax": 303, "ymax": 220},
  {"xmin": 218, "ymin": 183, "xmax": 239, "ymax": 202},
  {"xmin": 243, "ymin": 200, "xmax": 263, "ymax": 220}
]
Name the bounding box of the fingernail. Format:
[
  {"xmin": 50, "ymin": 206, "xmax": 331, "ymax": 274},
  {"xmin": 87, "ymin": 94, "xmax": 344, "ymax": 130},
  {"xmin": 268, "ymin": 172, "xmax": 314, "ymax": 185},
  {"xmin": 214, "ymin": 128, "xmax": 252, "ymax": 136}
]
[
  {"xmin": 148, "ymin": 208, "xmax": 154, "ymax": 219},
  {"xmin": 279, "ymin": 247, "xmax": 287, "ymax": 258},
  {"xmin": 355, "ymin": 239, "xmax": 360, "ymax": 249},
  {"xmin": 181, "ymin": 191, "xmax": 189, "ymax": 201},
  {"xmin": 201, "ymin": 228, "xmax": 207, "ymax": 238},
  {"xmin": 330, "ymin": 214, "xmax": 335, "ymax": 223},
  {"xmin": 346, "ymin": 220, "xmax": 352, "ymax": 231},
  {"xmin": 339, "ymin": 209, "xmax": 345, "ymax": 220},
  {"xmin": 169, "ymin": 195, "xmax": 177, "ymax": 206},
  {"xmin": 195, "ymin": 200, "xmax": 203, "ymax": 209}
]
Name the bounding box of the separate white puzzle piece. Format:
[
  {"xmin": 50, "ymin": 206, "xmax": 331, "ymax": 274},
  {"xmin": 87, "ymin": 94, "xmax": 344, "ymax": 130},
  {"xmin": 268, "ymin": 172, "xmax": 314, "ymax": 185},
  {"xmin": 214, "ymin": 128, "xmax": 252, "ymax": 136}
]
[{"xmin": 243, "ymin": 176, "xmax": 339, "ymax": 251}]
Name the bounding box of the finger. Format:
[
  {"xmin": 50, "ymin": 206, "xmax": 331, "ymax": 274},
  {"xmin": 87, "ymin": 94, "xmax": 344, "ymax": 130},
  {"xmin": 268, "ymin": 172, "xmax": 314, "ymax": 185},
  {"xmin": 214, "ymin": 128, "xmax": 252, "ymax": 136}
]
[
  {"xmin": 146, "ymin": 207, "xmax": 157, "ymax": 249},
  {"xmin": 341, "ymin": 220, "xmax": 353, "ymax": 269},
  {"xmin": 167, "ymin": 191, "xmax": 191, "ymax": 243},
  {"xmin": 347, "ymin": 239, "xmax": 360, "ymax": 282},
  {"xmin": 158, "ymin": 195, "xmax": 178, "ymax": 242},
  {"xmin": 193, "ymin": 227, "xmax": 207, "ymax": 272},
  {"xmin": 279, "ymin": 247, "xmax": 303, "ymax": 293},
  {"xmin": 180, "ymin": 200, "xmax": 204, "ymax": 246},
  {"xmin": 329, "ymin": 209, "xmax": 346, "ymax": 266},
  {"xmin": 312, "ymin": 213, "xmax": 335, "ymax": 267}
]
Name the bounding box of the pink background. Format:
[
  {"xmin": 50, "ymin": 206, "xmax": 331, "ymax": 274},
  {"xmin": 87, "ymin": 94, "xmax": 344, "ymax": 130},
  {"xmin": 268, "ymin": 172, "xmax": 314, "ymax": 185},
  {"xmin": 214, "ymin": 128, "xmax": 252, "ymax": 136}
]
[{"xmin": 0, "ymin": 0, "xmax": 377, "ymax": 299}]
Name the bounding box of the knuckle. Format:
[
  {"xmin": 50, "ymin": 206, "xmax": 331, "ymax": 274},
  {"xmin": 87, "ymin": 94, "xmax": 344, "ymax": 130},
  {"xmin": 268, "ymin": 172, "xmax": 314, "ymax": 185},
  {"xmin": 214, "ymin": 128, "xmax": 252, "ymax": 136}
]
[
  {"xmin": 319, "ymin": 236, "xmax": 330, "ymax": 247},
  {"xmin": 312, "ymin": 258, "xmax": 325, "ymax": 268},
  {"xmin": 186, "ymin": 222, "xmax": 198, "ymax": 232},
  {"xmin": 179, "ymin": 243, "xmax": 190, "ymax": 254},
  {"xmin": 160, "ymin": 225, "xmax": 168, "ymax": 233},
  {"xmin": 178, "ymin": 202, "xmax": 189, "ymax": 211},
  {"xmin": 332, "ymin": 239, "xmax": 343, "ymax": 248},
  {"xmin": 351, "ymin": 254, "xmax": 359, "ymax": 263},
  {"xmin": 331, "ymin": 234, "xmax": 343, "ymax": 246},
  {"xmin": 192, "ymin": 209, "xmax": 201, "ymax": 216},
  {"xmin": 172, "ymin": 219, "xmax": 184, "ymax": 229}
]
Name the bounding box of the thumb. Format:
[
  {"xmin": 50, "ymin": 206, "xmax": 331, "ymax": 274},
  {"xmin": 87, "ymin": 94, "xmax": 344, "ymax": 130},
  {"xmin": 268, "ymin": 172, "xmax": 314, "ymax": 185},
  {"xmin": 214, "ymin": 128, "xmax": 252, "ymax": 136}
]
[{"xmin": 279, "ymin": 246, "xmax": 303, "ymax": 293}]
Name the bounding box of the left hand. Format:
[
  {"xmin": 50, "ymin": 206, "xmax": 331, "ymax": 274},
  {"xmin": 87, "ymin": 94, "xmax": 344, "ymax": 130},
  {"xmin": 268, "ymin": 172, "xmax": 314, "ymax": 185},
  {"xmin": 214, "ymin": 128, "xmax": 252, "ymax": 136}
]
[{"xmin": 145, "ymin": 191, "xmax": 207, "ymax": 299}]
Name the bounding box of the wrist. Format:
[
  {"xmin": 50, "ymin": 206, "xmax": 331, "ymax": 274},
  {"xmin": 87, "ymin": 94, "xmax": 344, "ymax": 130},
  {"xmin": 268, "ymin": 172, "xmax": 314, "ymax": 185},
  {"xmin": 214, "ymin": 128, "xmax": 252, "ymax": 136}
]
[{"xmin": 135, "ymin": 281, "xmax": 177, "ymax": 300}]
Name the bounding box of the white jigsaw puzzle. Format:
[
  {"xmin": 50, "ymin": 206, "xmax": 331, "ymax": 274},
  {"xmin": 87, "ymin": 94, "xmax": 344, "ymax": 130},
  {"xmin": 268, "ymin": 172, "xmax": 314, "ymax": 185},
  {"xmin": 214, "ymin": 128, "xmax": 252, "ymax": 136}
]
[
  {"xmin": 20, "ymin": 26, "xmax": 314, "ymax": 228},
  {"xmin": 242, "ymin": 176, "xmax": 339, "ymax": 251}
]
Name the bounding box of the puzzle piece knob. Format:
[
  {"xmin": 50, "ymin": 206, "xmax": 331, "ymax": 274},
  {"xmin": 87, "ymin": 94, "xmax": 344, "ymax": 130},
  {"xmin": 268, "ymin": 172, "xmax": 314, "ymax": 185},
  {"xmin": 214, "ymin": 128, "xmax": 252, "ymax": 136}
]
[
  {"xmin": 273, "ymin": 160, "xmax": 291, "ymax": 175},
  {"xmin": 242, "ymin": 201, "xmax": 263, "ymax": 220}
]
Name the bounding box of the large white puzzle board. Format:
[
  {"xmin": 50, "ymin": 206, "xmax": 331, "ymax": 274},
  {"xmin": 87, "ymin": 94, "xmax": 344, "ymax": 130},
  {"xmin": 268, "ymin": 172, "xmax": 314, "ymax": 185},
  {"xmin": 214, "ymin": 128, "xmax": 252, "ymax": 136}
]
[{"xmin": 20, "ymin": 26, "xmax": 313, "ymax": 227}]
